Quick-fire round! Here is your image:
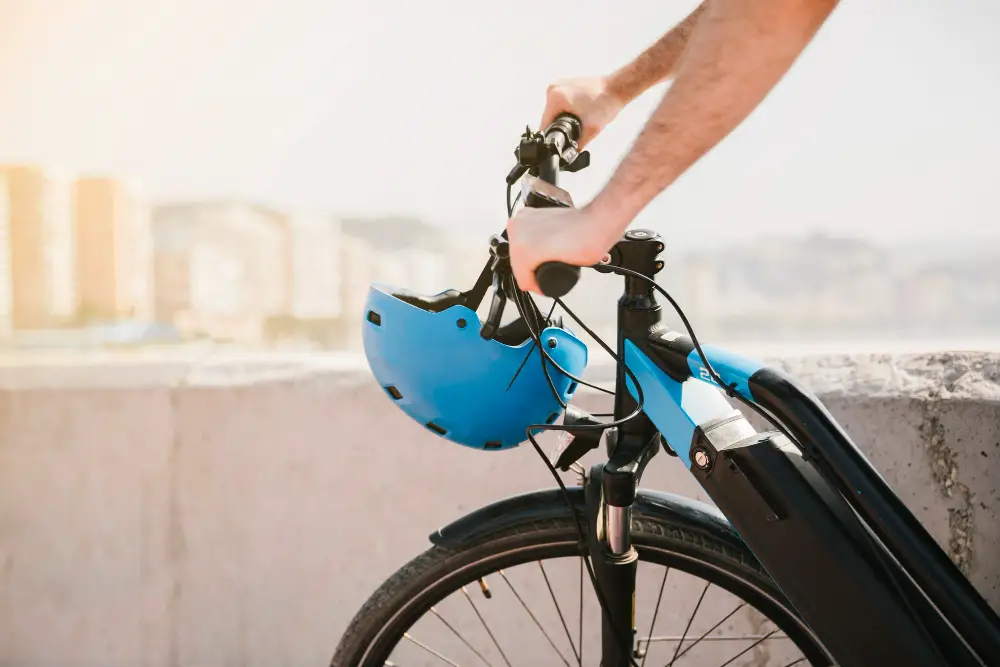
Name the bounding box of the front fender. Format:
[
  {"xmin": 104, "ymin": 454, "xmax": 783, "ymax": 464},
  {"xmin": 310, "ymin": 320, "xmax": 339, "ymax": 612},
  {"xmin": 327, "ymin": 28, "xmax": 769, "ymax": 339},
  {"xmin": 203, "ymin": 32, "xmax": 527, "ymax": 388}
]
[{"xmin": 429, "ymin": 486, "xmax": 739, "ymax": 548}]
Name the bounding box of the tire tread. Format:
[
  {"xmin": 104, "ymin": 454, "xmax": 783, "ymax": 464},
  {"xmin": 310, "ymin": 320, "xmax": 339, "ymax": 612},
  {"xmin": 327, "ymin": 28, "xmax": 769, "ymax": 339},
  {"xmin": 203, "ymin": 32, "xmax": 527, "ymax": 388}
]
[{"xmin": 332, "ymin": 511, "xmax": 785, "ymax": 666}]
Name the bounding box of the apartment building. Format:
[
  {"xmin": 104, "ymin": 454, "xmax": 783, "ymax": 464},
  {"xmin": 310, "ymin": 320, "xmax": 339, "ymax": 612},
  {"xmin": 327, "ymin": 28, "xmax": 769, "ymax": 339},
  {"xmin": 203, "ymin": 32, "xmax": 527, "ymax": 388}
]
[
  {"xmin": 0, "ymin": 165, "xmax": 76, "ymax": 330},
  {"xmin": 0, "ymin": 178, "xmax": 11, "ymax": 338},
  {"xmin": 282, "ymin": 211, "xmax": 342, "ymax": 320},
  {"xmin": 337, "ymin": 234, "xmax": 378, "ymax": 349},
  {"xmin": 152, "ymin": 201, "xmax": 287, "ymax": 343},
  {"xmin": 333, "ymin": 219, "xmax": 483, "ymax": 349},
  {"xmin": 73, "ymin": 176, "xmax": 153, "ymax": 322},
  {"xmin": 252, "ymin": 211, "xmax": 345, "ymax": 346}
]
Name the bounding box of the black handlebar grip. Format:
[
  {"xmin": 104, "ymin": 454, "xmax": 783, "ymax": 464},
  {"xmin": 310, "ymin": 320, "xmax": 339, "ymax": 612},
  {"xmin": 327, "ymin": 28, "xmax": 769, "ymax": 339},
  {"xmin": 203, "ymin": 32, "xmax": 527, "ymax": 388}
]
[
  {"xmin": 543, "ymin": 112, "xmax": 583, "ymax": 153},
  {"xmin": 535, "ymin": 262, "xmax": 581, "ymax": 298},
  {"xmin": 555, "ymin": 112, "xmax": 583, "ymax": 138}
]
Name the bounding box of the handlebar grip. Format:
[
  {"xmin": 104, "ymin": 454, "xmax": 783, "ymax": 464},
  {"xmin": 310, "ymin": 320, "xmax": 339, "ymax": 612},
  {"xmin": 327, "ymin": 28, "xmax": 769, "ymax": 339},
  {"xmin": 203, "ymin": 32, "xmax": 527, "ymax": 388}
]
[
  {"xmin": 544, "ymin": 113, "xmax": 583, "ymax": 151},
  {"xmin": 553, "ymin": 112, "xmax": 583, "ymax": 140},
  {"xmin": 535, "ymin": 262, "xmax": 581, "ymax": 298}
]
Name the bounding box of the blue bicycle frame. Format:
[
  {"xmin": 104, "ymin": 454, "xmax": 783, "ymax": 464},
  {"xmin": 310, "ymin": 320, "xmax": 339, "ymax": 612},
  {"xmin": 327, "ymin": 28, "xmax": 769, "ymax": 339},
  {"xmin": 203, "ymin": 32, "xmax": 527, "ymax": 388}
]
[{"xmin": 584, "ymin": 227, "xmax": 1000, "ymax": 667}]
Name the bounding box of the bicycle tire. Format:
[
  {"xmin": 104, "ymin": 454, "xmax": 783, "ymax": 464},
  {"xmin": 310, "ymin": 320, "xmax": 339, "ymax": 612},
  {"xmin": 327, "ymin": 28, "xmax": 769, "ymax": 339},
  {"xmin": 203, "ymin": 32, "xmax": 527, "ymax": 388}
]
[{"xmin": 331, "ymin": 493, "xmax": 833, "ymax": 666}]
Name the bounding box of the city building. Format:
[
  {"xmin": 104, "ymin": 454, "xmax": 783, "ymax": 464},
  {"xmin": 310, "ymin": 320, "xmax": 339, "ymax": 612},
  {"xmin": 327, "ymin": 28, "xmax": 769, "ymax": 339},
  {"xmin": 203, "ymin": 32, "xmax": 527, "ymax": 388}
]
[
  {"xmin": 282, "ymin": 211, "xmax": 342, "ymax": 319},
  {"xmin": 340, "ymin": 216, "xmax": 447, "ymax": 253},
  {"xmin": 259, "ymin": 211, "xmax": 344, "ymax": 345},
  {"xmin": 0, "ymin": 177, "xmax": 11, "ymax": 338},
  {"xmin": 441, "ymin": 233, "xmax": 492, "ymax": 292},
  {"xmin": 0, "ymin": 165, "xmax": 76, "ymax": 330},
  {"xmin": 337, "ymin": 234, "xmax": 378, "ymax": 349},
  {"xmin": 335, "ymin": 216, "xmax": 455, "ymax": 348},
  {"xmin": 152, "ymin": 201, "xmax": 287, "ymax": 343},
  {"xmin": 73, "ymin": 175, "xmax": 154, "ymax": 322},
  {"xmin": 376, "ymin": 246, "xmax": 449, "ymax": 297}
]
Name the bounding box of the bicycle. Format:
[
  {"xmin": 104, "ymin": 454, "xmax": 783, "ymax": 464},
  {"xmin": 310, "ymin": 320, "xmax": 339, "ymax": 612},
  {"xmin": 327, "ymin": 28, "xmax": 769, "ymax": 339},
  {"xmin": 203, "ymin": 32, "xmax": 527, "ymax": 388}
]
[{"xmin": 333, "ymin": 116, "xmax": 1000, "ymax": 666}]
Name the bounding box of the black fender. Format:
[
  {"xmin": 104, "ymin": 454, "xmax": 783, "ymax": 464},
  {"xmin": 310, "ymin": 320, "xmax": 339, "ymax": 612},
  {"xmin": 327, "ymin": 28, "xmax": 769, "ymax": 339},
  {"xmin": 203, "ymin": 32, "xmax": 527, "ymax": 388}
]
[{"xmin": 429, "ymin": 486, "xmax": 741, "ymax": 548}]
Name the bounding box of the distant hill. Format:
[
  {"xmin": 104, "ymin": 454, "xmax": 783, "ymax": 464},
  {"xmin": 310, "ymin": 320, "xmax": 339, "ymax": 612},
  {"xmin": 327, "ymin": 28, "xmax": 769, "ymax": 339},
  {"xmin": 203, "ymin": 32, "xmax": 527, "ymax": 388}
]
[{"xmin": 340, "ymin": 216, "xmax": 448, "ymax": 251}]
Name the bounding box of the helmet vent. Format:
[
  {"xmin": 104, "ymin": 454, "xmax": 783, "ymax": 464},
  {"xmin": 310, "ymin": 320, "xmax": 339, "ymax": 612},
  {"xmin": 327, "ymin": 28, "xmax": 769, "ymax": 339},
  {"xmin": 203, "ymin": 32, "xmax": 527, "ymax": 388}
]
[
  {"xmin": 545, "ymin": 413, "xmax": 560, "ymax": 424},
  {"xmin": 567, "ymin": 382, "xmax": 578, "ymax": 395},
  {"xmin": 385, "ymin": 385, "xmax": 403, "ymax": 400},
  {"xmin": 367, "ymin": 310, "xmax": 382, "ymax": 326},
  {"xmin": 425, "ymin": 421, "xmax": 447, "ymax": 435},
  {"xmin": 484, "ymin": 441, "xmax": 503, "ymax": 450}
]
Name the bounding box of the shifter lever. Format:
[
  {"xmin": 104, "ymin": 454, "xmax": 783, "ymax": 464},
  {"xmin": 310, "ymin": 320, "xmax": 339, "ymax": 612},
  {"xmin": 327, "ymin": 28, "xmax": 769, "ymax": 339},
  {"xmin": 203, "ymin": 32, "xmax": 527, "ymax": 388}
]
[{"xmin": 563, "ymin": 150, "xmax": 591, "ymax": 173}]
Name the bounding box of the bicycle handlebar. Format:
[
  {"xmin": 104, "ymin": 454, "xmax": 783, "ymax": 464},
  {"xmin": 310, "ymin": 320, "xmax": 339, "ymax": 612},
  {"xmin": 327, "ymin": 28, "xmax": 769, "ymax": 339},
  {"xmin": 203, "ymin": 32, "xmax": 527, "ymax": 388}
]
[
  {"xmin": 533, "ymin": 113, "xmax": 584, "ymax": 299},
  {"xmin": 535, "ymin": 261, "xmax": 581, "ymax": 298},
  {"xmin": 543, "ymin": 114, "xmax": 581, "ymax": 158}
]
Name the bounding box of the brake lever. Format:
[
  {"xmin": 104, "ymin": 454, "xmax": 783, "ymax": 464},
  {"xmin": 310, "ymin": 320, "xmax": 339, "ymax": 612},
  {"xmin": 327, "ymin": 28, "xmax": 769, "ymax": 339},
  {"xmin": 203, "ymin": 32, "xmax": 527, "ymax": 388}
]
[
  {"xmin": 480, "ymin": 235, "xmax": 512, "ymax": 340},
  {"xmin": 479, "ymin": 272, "xmax": 507, "ymax": 340}
]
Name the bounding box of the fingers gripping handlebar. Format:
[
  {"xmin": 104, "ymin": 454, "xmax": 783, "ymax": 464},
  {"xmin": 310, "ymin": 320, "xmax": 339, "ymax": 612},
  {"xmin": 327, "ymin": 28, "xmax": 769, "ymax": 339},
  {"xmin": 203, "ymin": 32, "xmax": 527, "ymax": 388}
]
[
  {"xmin": 520, "ymin": 113, "xmax": 587, "ymax": 299},
  {"xmin": 541, "ymin": 114, "xmax": 582, "ymax": 164},
  {"xmin": 535, "ymin": 261, "xmax": 581, "ymax": 298},
  {"xmin": 477, "ymin": 114, "xmax": 588, "ymax": 341}
]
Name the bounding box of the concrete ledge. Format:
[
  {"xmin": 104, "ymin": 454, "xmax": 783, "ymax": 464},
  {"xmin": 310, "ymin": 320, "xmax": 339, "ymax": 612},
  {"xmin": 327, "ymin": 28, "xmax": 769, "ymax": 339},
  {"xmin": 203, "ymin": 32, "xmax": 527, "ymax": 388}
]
[
  {"xmin": 769, "ymin": 351, "xmax": 1000, "ymax": 399},
  {"xmin": 0, "ymin": 352, "xmax": 997, "ymax": 665}
]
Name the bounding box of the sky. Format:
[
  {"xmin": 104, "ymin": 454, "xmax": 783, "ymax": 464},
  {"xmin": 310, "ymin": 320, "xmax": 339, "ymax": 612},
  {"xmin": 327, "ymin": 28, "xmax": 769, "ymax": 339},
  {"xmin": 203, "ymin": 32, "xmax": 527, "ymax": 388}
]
[{"xmin": 1, "ymin": 0, "xmax": 999, "ymax": 249}]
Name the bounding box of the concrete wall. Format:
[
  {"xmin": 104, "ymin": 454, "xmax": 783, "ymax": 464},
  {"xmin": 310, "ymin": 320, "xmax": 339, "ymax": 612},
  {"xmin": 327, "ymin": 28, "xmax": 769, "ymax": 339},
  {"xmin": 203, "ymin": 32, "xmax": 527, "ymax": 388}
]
[{"xmin": 0, "ymin": 352, "xmax": 997, "ymax": 665}]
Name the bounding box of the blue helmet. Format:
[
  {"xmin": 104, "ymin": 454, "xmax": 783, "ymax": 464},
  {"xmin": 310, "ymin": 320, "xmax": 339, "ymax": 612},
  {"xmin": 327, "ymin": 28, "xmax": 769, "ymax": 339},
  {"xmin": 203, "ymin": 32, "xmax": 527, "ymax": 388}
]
[{"xmin": 362, "ymin": 282, "xmax": 588, "ymax": 451}]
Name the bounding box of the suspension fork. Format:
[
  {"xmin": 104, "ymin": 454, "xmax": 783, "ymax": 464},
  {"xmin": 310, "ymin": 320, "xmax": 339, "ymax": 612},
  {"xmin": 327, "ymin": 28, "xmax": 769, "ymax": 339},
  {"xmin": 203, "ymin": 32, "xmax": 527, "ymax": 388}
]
[
  {"xmin": 586, "ymin": 427, "xmax": 661, "ymax": 666},
  {"xmin": 586, "ymin": 229, "xmax": 666, "ymax": 666}
]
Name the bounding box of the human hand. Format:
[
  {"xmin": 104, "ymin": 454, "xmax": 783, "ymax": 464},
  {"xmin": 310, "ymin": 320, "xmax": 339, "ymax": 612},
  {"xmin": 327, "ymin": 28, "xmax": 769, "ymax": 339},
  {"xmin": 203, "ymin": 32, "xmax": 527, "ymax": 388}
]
[
  {"xmin": 540, "ymin": 76, "xmax": 626, "ymax": 149},
  {"xmin": 507, "ymin": 205, "xmax": 616, "ymax": 294}
]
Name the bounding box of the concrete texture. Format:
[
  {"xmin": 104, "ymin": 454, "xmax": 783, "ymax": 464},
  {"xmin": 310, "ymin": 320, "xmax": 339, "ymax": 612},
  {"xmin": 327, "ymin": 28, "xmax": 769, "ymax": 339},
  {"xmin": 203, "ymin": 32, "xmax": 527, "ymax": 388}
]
[{"xmin": 0, "ymin": 351, "xmax": 997, "ymax": 665}]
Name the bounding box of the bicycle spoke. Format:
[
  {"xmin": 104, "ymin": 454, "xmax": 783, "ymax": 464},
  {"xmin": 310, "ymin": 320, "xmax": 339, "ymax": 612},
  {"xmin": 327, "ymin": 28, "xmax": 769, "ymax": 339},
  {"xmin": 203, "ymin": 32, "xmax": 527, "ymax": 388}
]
[
  {"xmin": 538, "ymin": 560, "xmax": 581, "ymax": 665},
  {"xmin": 640, "ymin": 566, "xmax": 670, "ymax": 667},
  {"xmin": 666, "ymin": 580, "xmax": 710, "ymax": 666},
  {"xmin": 717, "ymin": 628, "xmax": 778, "ymax": 667},
  {"xmin": 648, "ymin": 633, "xmax": 788, "ymax": 643},
  {"xmin": 669, "ymin": 601, "xmax": 747, "ymax": 663},
  {"xmin": 498, "ymin": 569, "xmax": 573, "ymax": 667},
  {"xmin": 579, "ymin": 557, "xmax": 585, "ymax": 667},
  {"xmin": 461, "ymin": 586, "xmax": 513, "ymax": 667},
  {"xmin": 430, "ymin": 606, "xmax": 495, "ymax": 667},
  {"xmin": 377, "ymin": 547, "xmax": 814, "ymax": 667},
  {"xmin": 403, "ymin": 632, "xmax": 462, "ymax": 667}
]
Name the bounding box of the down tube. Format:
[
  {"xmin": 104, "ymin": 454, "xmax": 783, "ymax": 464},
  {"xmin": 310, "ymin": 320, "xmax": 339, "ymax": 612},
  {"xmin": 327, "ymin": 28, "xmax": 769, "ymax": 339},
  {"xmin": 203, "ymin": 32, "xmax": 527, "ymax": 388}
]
[
  {"xmin": 673, "ymin": 336, "xmax": 1000, "ymax": 664},
  {"xmin": 622, "ymin": 338, "xmax": 960, "ymax": 667}
]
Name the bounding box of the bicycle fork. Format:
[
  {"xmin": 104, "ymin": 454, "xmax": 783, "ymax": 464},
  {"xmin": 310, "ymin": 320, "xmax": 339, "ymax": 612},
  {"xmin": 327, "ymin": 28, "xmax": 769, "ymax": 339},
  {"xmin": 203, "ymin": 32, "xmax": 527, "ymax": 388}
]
[
  {"xmin": 582, "ymin": 228, "xmax": 673, "ymax": 666},
  {"xmin": 585, "ymin": 425, "xmax": 661, "ymax": 667}
]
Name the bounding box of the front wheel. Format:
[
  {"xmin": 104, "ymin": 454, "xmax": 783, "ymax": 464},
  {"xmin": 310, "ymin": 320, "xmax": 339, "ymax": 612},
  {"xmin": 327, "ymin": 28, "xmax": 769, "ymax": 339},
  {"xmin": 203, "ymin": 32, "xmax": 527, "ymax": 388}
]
[{"xmin": 332, "ymin": 492, "xmax": 832, "ymax": 666}]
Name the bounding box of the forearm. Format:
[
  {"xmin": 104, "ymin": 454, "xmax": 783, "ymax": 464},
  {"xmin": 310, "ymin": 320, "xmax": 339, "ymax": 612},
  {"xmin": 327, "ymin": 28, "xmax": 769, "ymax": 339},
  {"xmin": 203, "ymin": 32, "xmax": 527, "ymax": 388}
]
[
  {"xmin": 607, "ymin": 2, "xmax": 708, "ymax": 105},
  {"xmin": 589, "ymin": 0, "xmax": 839, "ymax": 241}
]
